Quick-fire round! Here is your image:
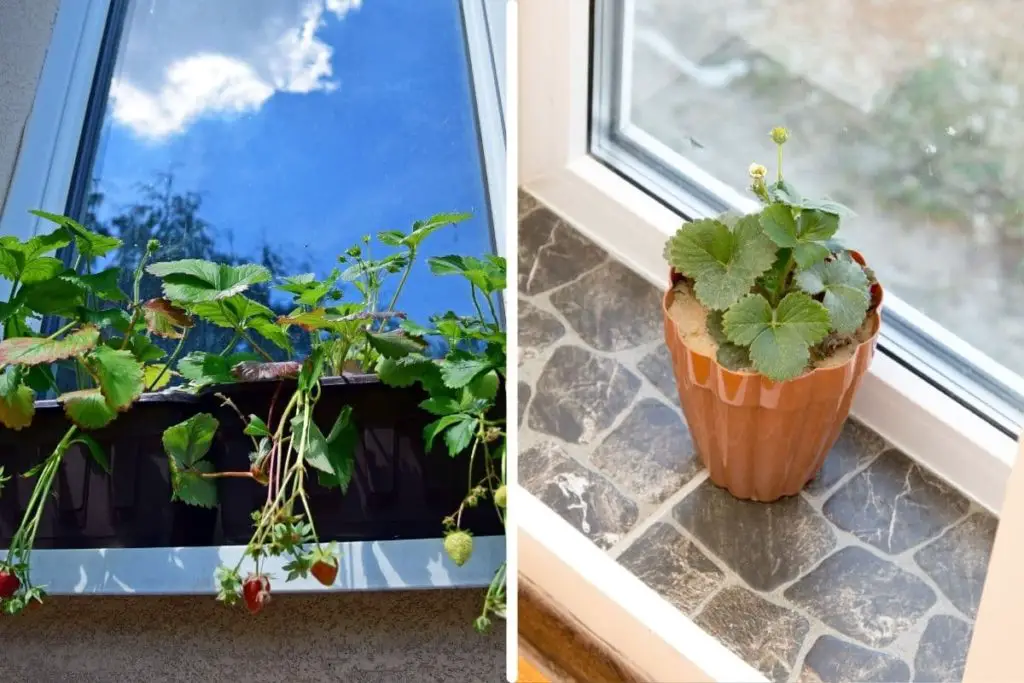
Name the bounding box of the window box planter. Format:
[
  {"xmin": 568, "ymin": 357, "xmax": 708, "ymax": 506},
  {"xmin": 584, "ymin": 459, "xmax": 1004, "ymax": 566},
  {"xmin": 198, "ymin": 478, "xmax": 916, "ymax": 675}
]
[
  {"xmin": 206, "ymin": 374, "xmax": 506, "ymax": 545},
  {"xmin": 0, "ymin": 390, "xmax": 216, "ymax": 550}
]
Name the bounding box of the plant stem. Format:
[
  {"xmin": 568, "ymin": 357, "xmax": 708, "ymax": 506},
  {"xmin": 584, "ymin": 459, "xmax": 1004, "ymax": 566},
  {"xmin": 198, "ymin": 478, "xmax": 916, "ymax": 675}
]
[
  {"xmin": 469, "ymin": 285, "xmax": 487, "ymax": 325},
  {"xmin": 238, "ymin": 328, "xmax": 274, "ymax": 362},
  {"xmin": 384, "ymin": 247, "xmax": 415, "ymax": 316},
  {"xmin": 47, "ymin": 321, "xmax": 76, "ymax": 340},
  {"xmin": 484, "ymin": 292, "xmax": 500, "ymax": 328},
  {"xmin": 773, "ymin": 254, "xmax": 796, "ymax": 307},
  {"xmin": 218, "ymin": 330, "xmax": 242, "ymax": 356},
  {"xmin": 777, "ymin": 143, "xmax": 784, "ymax": 184},
  {"xmin": 200, "ymin": 471, "xmax": 255, "ymax": 479},
  {"xmin": 147, "ymin": 329, "xmax": 188, "ymax": 391}
]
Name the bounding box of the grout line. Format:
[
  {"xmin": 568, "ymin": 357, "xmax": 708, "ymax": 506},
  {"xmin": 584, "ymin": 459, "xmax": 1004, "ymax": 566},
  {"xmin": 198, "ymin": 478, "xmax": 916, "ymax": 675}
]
[{"xmin": 608, "ymin": 470, "xmax": 709, "ymax": 559}]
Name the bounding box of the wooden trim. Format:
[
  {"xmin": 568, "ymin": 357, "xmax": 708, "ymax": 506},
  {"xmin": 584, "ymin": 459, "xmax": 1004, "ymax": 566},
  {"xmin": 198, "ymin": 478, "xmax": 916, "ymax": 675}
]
[{"xmin": 518, "ymin": 576, "xmax": 647, "ymax": 683}]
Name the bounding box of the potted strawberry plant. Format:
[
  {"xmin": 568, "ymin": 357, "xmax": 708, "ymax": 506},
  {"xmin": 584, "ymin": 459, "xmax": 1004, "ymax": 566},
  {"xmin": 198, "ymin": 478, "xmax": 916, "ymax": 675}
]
[{"xmin": 662, "ymin": 128, "xmax": 883, "ymax": 502}]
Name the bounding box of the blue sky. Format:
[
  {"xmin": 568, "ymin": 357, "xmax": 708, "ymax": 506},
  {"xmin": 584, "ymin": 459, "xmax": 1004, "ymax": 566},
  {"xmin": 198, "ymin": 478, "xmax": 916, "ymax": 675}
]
[{"xmin": 91, "ymin": 0, "xmax": 496, "ymax": 328}]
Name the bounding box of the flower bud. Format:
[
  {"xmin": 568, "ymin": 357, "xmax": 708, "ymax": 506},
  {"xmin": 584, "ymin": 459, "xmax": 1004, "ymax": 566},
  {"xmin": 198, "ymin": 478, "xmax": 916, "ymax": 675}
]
[
  {"xmin": 748, "ymin": 163, "xmax": 768, "ymax": 179},
  {"xmin": 770, "ymin": 127, "xmax": 789, "ymax": 145},
  {"xmin": 146, "ymin": 238, "xmax": 161, "ymax": 253}
]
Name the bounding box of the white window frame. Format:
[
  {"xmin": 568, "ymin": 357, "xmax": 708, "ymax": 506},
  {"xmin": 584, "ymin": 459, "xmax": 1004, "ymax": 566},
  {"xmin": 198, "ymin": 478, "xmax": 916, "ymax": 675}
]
[
  {"xmin": 515, "ymin": 0, "xmax": 1022, "ymax": 679},
  {"xmin": 0, "ymin": 0, "xmax": 507, "ymax": 595}
]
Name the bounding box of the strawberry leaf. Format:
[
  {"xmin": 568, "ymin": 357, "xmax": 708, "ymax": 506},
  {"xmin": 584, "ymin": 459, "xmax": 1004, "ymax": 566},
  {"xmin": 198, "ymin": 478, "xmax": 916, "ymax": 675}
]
[
  {"xmin": 366, "ymin": 330, "xmax": 426, "ymax": 359},
  {"xmin": 70, "ymin": 434, "xmax": 110, "ymax": 473},
  {"xmin": 163, "ymin": 413, "xmax": 219, "ymax": 468},
  {"xmin": 0, "ymin": 368, "xmax": 34, "ymax": 430},
  {"xmin": 64, "ymin": 268, "xmax": 127, "ymax": 301},
  {"xmin": 169, "ymin": 460, "xmax": 218, "ymax": 508},
  {"xmin": 146, "ymin": 260, "xmax": 271, "ymax": 303},
  {"xmin": 716, "ymin": 344, "xmax": 751, "ymax": 371},
  {"xmin": 143, "ymin": 364, "xmax": 172, "ymax": 390},
  {"xmin": 795, "ymin": 259, "xmax": 870, "ymax": 334},
  {"xmin": 376, "ymin": 355, "xmax": 441, "ymax": 388},
  {"xmin": 664, "ymin": 215, "xmax": 776, "ymax": 310},
  {"xmin": 723, "ymin": 292, "xmax": 830, "ymax": 381},
  {"xmin": 759, "ymin": 204, "xmax": 838, "ymax": 269},
  {"xmin": 0, "ymin": 325, "xmax": 99, "ymax": 366},
  {"xmin": 87, "ymin": 346, "xmax": 144, "ymax": 411},
  {"xmin": 30, "ymin": 210, "xmax": 122, "ymax": 257},
  {"xmin": 142, "ymin": 298, "xmax": 193, "ymax": 338},
  {"xmin": 423, "ymin": 414, "xmax": 470, "ymax": 452},
  {"xmin": 441, "ymin": 358, "xmax": 491, "ymax": 389},
  {"xmin": 189, "ymin": 294, "xmax": 273, "ymax": 328},
  {"xmin": 178, "ymin": 351, "xmax": 259, "ymax": 387},
  {"xmin": 250, "ymin": 317, "xmax": 292, "ymax": 352},
  {"xmin": 444, "ymin": 415, "xmax": 478, "ymax": 456},
  {"xmin": 59, "ymin": 389, "xmax": 116, "ymax": 429},
  {"xmin": 402, "ymin": 212, "xmax": 472, "ymax": 248},
  {"xmin": 766, "ymin": 180, "xmax": 854, "ymax": 217}
]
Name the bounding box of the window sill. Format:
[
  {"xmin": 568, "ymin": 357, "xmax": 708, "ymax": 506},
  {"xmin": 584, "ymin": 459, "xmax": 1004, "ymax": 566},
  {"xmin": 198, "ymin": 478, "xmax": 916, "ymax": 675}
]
[
  {"xmin": 0, "ymin": 536, "xmax": 505, "ymax": 594},
  {"xmin": 524, "ymin": 155, "xmax": 1018, "ymax": 515}
]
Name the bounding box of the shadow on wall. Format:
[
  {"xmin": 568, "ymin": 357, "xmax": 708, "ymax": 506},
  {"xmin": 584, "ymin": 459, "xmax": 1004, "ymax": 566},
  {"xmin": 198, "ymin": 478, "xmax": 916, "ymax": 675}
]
[{"xmin": 0, "ymin": 589, "xmax": 504, "ymax": 681}]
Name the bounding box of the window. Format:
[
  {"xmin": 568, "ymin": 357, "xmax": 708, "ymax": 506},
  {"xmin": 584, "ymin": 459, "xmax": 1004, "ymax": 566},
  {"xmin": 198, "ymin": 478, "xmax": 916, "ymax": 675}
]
[
  {"xmin": 3, "ymin": 0, "xmax": 504, "ymax": 358},
  {"xmin": 589, "ymin": 0, "xmax": 1024, "ymax": 435}
]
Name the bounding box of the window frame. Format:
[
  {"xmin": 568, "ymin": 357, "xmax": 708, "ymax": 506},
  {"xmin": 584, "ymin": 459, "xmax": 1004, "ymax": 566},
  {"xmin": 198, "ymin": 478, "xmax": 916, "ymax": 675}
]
[
  {"xmin": 517, "ymin": 0, "xmax": 1018, "ymax": 677},
  {"xmin": 0, "ymin": 0, "xmax": 507, "ymax": 594},
  {"xmin": 590, "ymin": 0, "xmax": 1024, "ymax": 440}
]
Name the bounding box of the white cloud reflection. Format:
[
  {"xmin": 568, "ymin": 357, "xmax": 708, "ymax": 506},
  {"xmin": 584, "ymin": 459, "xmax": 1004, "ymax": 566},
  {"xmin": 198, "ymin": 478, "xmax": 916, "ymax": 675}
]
[{"xmin": 109, "ymin": 0, "xmax": 363, "ymax": 141}]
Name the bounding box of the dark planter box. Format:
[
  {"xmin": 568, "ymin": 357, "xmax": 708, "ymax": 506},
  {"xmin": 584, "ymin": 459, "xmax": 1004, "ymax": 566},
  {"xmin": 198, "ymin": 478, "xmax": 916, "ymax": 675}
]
[
  {"xmin": 206, "ymin": 375, "xmax": 505, "ymax": 545},
  {"xmin": 0, "ymin": 392, "xmax": 217, "ymax": 549},
  {"xmin": 0, "ymin": 376, "xmax": 505, "ymax": 551}
]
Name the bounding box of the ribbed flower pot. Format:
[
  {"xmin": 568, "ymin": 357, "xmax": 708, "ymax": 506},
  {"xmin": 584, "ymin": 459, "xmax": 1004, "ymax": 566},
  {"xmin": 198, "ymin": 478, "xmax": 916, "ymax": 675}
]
[{"xmin": 662, "ymin": 269, "xmax": 883, "ymax": 502}]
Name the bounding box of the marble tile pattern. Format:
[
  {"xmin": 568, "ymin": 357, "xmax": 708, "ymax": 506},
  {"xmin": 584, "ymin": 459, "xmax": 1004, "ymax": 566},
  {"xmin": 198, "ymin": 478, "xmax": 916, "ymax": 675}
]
[{"xmin": 517, "ymin": 190, "xmax": 998, "ymax": 683}]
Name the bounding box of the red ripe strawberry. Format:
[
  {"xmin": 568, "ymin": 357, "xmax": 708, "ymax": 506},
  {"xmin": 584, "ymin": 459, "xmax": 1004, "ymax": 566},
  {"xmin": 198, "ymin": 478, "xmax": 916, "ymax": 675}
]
[
  {"xmin": 242, "ymin": 574, "xmax": 271, "ymax": 614},
  {"xmin": 310, "ymin": 559, "xmax": 338, "ymax": 587},
  {"xmin": 0, "ymin": 569, "xmax": 20, "ymax": 599}
]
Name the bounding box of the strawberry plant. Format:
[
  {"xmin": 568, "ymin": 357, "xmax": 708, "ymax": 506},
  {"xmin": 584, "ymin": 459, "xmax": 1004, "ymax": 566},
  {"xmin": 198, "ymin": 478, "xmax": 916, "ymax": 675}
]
[
  {"xmin": 152, "ymin": 213, "xmax": 506, "ymax": 626},
  {"xmin": 0, "ymin": 213, "xmax": 194, "ymax": 615},
  {"xmin": 664, "ymin": 128, "xmax": 882, "ymax": 381},
  {"xmin": 374, "ymin": 252, "xmax": 507, "ymax": 632}
]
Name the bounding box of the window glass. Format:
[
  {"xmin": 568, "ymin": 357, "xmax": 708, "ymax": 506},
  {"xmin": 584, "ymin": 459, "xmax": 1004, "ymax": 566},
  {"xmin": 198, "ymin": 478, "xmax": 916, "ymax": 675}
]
[
  {"xmin": 80, "ymin": 0, "xmax": 496, "ymax": 358},
  {"xmin": 618, "ymin": 0, "xmax": 1024, "ymax": 376}
]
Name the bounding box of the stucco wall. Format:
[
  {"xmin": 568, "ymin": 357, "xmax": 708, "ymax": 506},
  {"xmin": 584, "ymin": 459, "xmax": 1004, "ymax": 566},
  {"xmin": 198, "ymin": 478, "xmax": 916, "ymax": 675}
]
[
  {"xmin": 0, "ymin": 0, "xmax": 59, "ymax": 213},
  {"xmin": 0, "ymin": 3, "xmax": 504, "ymax": 681}
]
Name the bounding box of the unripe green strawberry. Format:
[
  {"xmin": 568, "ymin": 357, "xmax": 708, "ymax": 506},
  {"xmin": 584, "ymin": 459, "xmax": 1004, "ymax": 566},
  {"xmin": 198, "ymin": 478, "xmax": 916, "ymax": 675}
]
[
  {"xmin": 493, "ymin": 485, "xmax": 507, "ymax": 509},
  {"xmin": 443, "ymin": 530, "xmax": 473, "ymax": 567}
]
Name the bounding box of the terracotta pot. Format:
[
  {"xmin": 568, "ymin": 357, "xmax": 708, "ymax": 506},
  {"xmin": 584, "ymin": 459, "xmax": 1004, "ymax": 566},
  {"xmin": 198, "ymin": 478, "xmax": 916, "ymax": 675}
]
[{"xmin": 662, "ymin": 269, "xmax": 883, "ymax": 502}]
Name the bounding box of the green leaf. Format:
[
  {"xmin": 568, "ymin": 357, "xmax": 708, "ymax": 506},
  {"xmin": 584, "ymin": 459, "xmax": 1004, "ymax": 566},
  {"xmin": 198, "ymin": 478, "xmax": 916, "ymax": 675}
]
[
  {"xmin": 705, "ymin": 310, "xmax": 728, "ymax": 345},
  {"xmin": 31, "ymin": 210, "xmax": 122, "ymax": 257},
  {"xmin": 664, "ymin": 215, "xmax": 777, "ymax": 310},
  {"xmin": 87, "ymin": 346, "xmax": 144, "ymax": 411},
  {"xmin": 80, "ymin": 307, "xmax": 132, "ymax": 333},
  {"xmin": 399, "ymin": 319, "xmax": 432, "ymax": 337},
  {"xmin": 146, "ymin": 260, "xmax": 271, "ymax": 303},
  {"xmin": 65, "ymin": 268, "xmax": 127, "ymax": 301},
  {"xmin": 142, "ymin": 298, "xmax": 193, "ymax": 338},
  {"xmin": 402, "ymin": 212, "xmax": 471, "ymax": 248},
  {"xmin": 0, "ymin": 325, "xmax": 99, "ymax": 366},
  {"xmin": 444, "ymin": 416, "xmax": 478, "ymax": 456},
  {"xmin": 250, "ymin": 317, "xmax": 292, "ymax": 352},
  {"xmin": 722, "ymin": 293, "xmax": 831, "ymax": 381},
  {"xmin": 143, "ymin": 364, "xmax": 172, "ymax": 390},
  {"xmin": 759, "ymin": 205, "xmax": 837, "ymax": 269},
  {"xmin": 21, "ymin": 277, "xmax": 85, "ymax": 315},
  {"xmin": 169, "ymin": 460, "xmax": 218, "ymax": 508},
  {"xmin": 293, "ymin": 413, "xmax": 332, "ymax": 474},
  {"xmin": 298, "ymin": 347, "xmax": 326, "ymax": 392},
  {"xmin": 324, "ymin": 406, "xmax": 356, "ymax": 493},
  {"xmin": 19, "ymin": 257, "xmax": 64, "ymax": 285},
  {"xmin": 0, "ymin": 368, "xmax": 34, "ymax": 430},
  {"xmin": 716, "ymin": 344, "xmax": 751, "ymax": 371},
  {"xmin": 163, "ymin": 413, "xmax": 219, "ymax": 468},
  {"xmin": 795, "ymin": 259, "xmax": 870, "ymax": 334},
  {"xmin": 366, "ymin": 330, "xmax": 427, "ymax": 359},
  {"xmin": 377, "ymin": 230, "xmax": 405, "ymax": 246},
  {"xmin": 124, "ymin": 334, "xmax": 166, "ymax": 363},
  {"xmin": 59, "ymin": 389, "xmax": 116, "ymax": 429},
  {"xmin": 178, "ymin": 351, "xmax": 259, "ymax": 387},
  {"xmin": 424, "ymin": 414, "xmax": 470, "ymax": 453},
  {"xmin": 441, "ymin": 358, "xmax": 491, "ymax": 389},
  {"xmin": 244, "ymin": 415, "xmax": 270, "ymax": 437},
  {"xmin": 190, "ymin": 295, "xmax": 274, "ymax": 328},
  {"xmin": 376, "ymin": 355, "xmax": 440, "ymax": 388},
  {"xmin": 70, "ymin": 434, "xmax": 109, "ymax": 473},
  {"xmin": 766, "ymin": 181, "xmax": 853, "ymax": 217},
  {"xmin": 420, "ymin": 397, "xmax": 463, "ymax": 416}
]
